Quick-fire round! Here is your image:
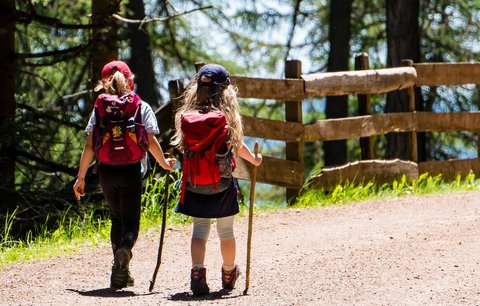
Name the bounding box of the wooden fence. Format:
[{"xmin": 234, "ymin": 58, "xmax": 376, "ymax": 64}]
[{"xmin": 157, "ymin": 59, "xmax": 480, "ymax": 203}]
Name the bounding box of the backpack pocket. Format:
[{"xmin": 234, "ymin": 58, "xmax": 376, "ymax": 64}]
[{"xmin": 216, "ymin": 151, "xmax": 234, "ymax": 178}]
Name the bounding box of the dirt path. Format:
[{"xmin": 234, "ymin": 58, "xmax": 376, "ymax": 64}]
[{"xmin": 2, "ymin": 191, "xmax": 480, "ymax": 305}]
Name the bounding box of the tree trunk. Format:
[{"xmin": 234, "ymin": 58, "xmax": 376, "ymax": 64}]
[
  {"xmin": 0, "ymin": 0, "xmax": 17, "ymax": 210},
  {"xmin": 324, "ymin": 0, "xmax": 352, "ymax": 166},
  {"xmin": 386, "ymin": 0, "xmax": 421, "ymax": 160},
  {"xmin": 89, "ymin": 0, "xmax": 120, "ymax": 108},
  {"xmin": 126, "ymin": 0, "xmax": 161, "ymax": 108}
]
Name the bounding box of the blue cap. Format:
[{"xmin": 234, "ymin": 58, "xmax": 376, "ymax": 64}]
[{"xmin": 197, "ymin": 64, "xmax": 231, "ymax": 87}]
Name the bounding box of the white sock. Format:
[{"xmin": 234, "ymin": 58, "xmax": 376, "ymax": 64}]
[
  {"xmin": 222, "ymin": 264, "xmax": 235, "ymax": 271},
  {"xmin": 192, "ymin": 264, "xmax": 205, "ymax": 270}
]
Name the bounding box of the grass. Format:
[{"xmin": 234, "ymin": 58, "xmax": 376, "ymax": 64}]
[
  {"xmin": 1, "ymin": 171, "xmax": 479, "ymax": 267},
  {"xmin": 0, "ymin": 207, "xmax": 111, "ymax": 265},
  {"xmin": 295, "ymin": 172, "xmax": 480, "ymax": 208}
]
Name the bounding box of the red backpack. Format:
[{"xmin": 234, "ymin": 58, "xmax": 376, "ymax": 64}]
[
  {"xmin": 92, "ymin": 92, "xmax": 149, "ymax": 165},
  {"xmin": 180, "ymin": 111, "xmax": 236, "ymax": 202}
]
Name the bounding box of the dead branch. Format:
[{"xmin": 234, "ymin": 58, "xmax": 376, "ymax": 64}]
[
  {"xmin": 16, "ymin": 102, "xmax": 84, "ymax": 130},
  {"xmin": 15, "ymin": 149, "xmax": 77, "ymax": 176},
  {"xmin": 16, "ymin": 43, "xmax": 88, "ymax": 59},
  {"xmin": 15, "ymin": 9, "xmax": 103, "ymax": 29},
  {"xmin": 112, "ymin": 5, "xmax": 213, "ymax": 24}
]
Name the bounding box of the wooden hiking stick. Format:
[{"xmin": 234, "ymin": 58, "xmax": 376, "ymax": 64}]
[
  {"xmin": 149, "ymin": 148, "xmax": 174, "ymax": 292},
  {"xmin": 243, "ymin": 142, "xmax": 259, "ymax": 295}
]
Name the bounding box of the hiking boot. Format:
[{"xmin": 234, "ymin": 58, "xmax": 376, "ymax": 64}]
[
  {"xmin": 127, "ymin": 271, "xmax": 134, "ymax": 287},
  {"xmin": 221, "ymin": 265, "xmax": 240, "ymax": 290},
  {"xmin": 110, "ymin": 248, "xmax": 132, "ymax": 289},
  {"xmin": 190, "ymin": 267, "xmax": 209, "ymax": 295}
]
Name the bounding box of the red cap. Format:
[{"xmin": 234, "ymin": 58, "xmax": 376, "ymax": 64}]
[{"xmin": 101, "ymin": 60, "xmax": 133, "ymax": 80}]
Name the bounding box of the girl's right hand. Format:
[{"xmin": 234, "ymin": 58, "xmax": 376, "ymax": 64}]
[{"xmin": 163, "ymin": 158, "xmax": 177, "ymax": 171}]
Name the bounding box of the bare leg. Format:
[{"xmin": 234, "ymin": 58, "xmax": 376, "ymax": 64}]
[
  {"xmin": 191, "ymin": 238, "xmax": 206, "ymax": 266},
  {"xmin": 220, "ymin": 238, "xmax": 236, "ymax": 267}
]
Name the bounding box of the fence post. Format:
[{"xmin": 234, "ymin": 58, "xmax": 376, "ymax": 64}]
[
  {"xmin": 402, "ymin": 59, "xmax": 418, "ymax": 163},
  {"xmin": 355, "ymin": 52, "xmax": 374, "ymax": 160},
  {"xmin": 168, "ymin": 79, "xmax": 184, "ymax": 116},
  {"xmin": 285, "ymin": 60, "xmax": 303, "ymax": 204}
]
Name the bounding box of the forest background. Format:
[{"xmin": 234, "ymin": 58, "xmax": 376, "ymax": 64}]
[{"xmin": 1, "ymin": 0, "xmax": 480, "ymax": 238}]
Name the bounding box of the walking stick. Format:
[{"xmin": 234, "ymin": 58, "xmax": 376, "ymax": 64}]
[
  {"xmin": 149, "ymin": 148, "xmax": 174, "ymax": 292},
  {"xmin": 243, "ymin": 142, "xmax": 259, "ymax": 295}
]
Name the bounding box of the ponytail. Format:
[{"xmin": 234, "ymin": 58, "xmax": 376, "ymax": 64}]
[{"xmin": 99, "ymin": 71, "xmax": 133, "ymax": 96}]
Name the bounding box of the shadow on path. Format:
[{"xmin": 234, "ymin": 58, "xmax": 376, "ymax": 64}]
[
  {"xmin": 66, "ymin": 287, "xmax": 155, "ymax": 298},
  {"xmin": 169, "ymin": 289, "xmax": 244, "ymax": 302}
]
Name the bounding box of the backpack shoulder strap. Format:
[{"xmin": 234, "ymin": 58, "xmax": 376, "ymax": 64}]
[{"xmin": 133, "ymin": 100, "xmax": 143, "ymax": 124}]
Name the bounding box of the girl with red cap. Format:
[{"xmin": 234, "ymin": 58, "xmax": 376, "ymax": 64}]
[{"xmin": 73, "ymin": 60, "xmax": 176, "ymax": 289}]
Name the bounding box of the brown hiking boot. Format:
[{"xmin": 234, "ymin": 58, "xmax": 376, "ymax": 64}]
[
  {"xmin": 127, "ymin": 271, "xmax": 134, "ymax": 287},
  {"xmin": 110, "ymin": 248, "xmax": 132, "ymax": 289},
  {"xmin": 190, "ymin": 267, "xmax": 209, "ymax": 295},
  {"xmin": 222, "ymin": 265, "xmax": 240, "ymax": 290}
]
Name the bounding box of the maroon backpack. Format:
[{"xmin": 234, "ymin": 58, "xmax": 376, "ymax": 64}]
[
  {"xmin": 180, "ymin": 111, "xmax": 236, "ymax": 202},
  {"xmin": 92, "ymin": 92, "xmax": 149, "ymax": 165}
]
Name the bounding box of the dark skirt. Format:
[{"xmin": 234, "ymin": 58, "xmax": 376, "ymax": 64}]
[{"xmin": 175, "ymin": 178, "xmax": 239, "ymax": 218}]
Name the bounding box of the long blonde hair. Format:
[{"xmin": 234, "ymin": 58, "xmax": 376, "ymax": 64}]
[
  {"xmin": 96, "ymin": 71, "xmax": 134, "ymax": 96},
  {"xmin": 171, "ymin": 74, "xmax": 243, "ymax": 152}
]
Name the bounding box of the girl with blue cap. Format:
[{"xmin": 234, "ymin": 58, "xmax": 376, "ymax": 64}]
[{"xmin": 171, "ymin": 64, "xmax": 263, "ymax": 295}]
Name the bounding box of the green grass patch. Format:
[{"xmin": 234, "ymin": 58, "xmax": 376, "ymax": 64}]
[
  {"xmin": 1, "ymin": 171, "xmax": 479, "ymax": 267},
  {"xmin": 296, "ymin": 172, "xmax": 480, "ymax": 208},
  {"xmin": 0, "ymin": 207, "xmax": 111, "ymax": 265}
]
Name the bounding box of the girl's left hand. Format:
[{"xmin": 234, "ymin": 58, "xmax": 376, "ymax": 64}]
[{"xmin": 253, "ymin": 153, "xmax": 263, "ymax": 167}]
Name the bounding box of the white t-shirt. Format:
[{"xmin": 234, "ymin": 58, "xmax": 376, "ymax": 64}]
[{"xmin": 85, "ymin": 101, "xmax": 159, "ymax": 134}]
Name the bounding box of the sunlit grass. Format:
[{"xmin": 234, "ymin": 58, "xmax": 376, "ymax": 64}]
[
  {"xmin": 0, "ymin": 207, "xmax": 111, "ymax": 265},
  {"xmin": 1, "ymin": 171, "xmax": 479, "ymax": 267},
  {"xmin": 295, "ymin": 172, "xmax": 480, "ymax": 208}
]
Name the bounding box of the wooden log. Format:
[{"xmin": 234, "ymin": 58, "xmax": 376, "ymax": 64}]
[
  {"xmin": 234, "ymin": 156, "xmax": 304, "ymax": 189},
  {"xmin": 304, "ymin": 111, "xmax": 480, "ymax": 142},
  {"xmin": 302, "ymin": 67, "xmax": 417, "ymax": 97},
  {"xmin": 304, "ymin": 113, "xmax": 416, "ymax": 142},
  {"xmin": 418, "ymin": 158, "xmax": 480, "ymax": 180},
  {"xmin": 308, "ymin": 159, "xmax": 419, "ymax": 190},
  {"xmin": 231, "ymin": 76, "xmax": 305, "ymax": 101},
  {"xmin": 416, "ymin": 111, "xmax": 480, "ymax": 132},
  {"xmin": 242, "ymin": 116, "xmax": 304, "ymax": 142},
  {"xmin": 414, "ymin": 62, "xmax": 480, "ymax": 86}
]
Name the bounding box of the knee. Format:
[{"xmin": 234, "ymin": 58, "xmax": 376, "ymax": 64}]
[
  {"xmin": 217, "ymin": 219, "xmax": 235, "ymax": 240},
  {"xmin": 192, "ymin": 218, "xmax": 211, "ymax": 241}
]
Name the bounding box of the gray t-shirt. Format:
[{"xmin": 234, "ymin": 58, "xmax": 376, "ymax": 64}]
[{"xmin": 85, "ymin": 101, "xmax": 159, "ymax": 134}]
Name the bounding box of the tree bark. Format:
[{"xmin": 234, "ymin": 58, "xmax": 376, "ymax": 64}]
[
  {"xmin": 0, "ymin": 0, "xmax": 17, "ymax": 210},
  {"xmin": 126, "ymin": 0, "xmax": 161, "ymax": 108},
  {"xmin": 386, "ymin": 0, "xmax": 421, "ymax": 160},
  {"xmin": 324, "ymin": 0, "xmax": 352, "ymax": 166},
  {"xmin": 89, "ymin": 0, "xmax": 120, "ymax": 108}
]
